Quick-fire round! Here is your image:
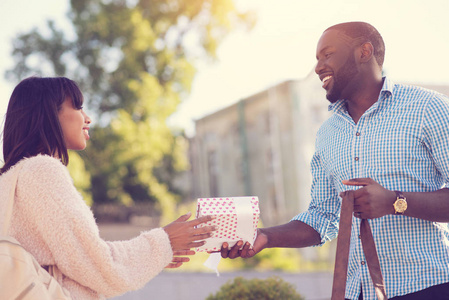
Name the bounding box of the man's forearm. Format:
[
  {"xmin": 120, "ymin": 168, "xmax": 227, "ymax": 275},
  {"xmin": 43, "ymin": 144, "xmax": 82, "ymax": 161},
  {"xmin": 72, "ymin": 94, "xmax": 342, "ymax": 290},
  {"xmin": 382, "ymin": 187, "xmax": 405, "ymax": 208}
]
[
  {"xmin": 403, "ymin": 188, "xmax": 449, "ymax": 222},
  {"xmin": 261, "ymin": 220, "xmax": 321, "ymax": 249}
]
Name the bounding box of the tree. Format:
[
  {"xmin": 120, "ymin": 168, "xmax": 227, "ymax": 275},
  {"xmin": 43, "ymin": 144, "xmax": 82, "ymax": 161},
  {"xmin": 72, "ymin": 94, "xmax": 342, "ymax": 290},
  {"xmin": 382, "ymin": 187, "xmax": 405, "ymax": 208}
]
[{"xmin": 6, "ymin": 0, "xmax": 254, "ymax": 222}]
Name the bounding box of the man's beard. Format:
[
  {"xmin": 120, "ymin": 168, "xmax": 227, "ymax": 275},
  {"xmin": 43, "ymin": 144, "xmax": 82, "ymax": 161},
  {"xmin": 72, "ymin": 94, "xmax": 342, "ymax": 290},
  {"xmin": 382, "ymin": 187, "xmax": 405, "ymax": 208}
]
[{"xmin": 326, "ymin": 55, "xmax": 358, "ymax": 103}]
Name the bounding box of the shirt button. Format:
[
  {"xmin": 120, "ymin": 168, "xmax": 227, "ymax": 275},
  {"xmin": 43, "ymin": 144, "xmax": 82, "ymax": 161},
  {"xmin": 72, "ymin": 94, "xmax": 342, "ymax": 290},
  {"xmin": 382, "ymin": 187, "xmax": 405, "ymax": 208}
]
[
  {"xmin": 355, "ymin": 157, "xmax": 359, "ymax": 161},
  {"xmin": 358, "ymin": 235, "xmax": 362, "ymax": 239},
  {"xmin": 356, "ymin": 132, "xmax": 361, "ymax": 136},
  {"xmin": 361, "ymin": 261, "xmax": 366, "ymax": 265}
]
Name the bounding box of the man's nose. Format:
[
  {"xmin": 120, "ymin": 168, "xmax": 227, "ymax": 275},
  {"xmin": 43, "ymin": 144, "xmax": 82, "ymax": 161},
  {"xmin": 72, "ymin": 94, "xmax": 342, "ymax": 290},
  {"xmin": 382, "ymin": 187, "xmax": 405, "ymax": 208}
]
[{"xmin": 315, "ymin": 60, "xmax": 324, "ymax": 75}]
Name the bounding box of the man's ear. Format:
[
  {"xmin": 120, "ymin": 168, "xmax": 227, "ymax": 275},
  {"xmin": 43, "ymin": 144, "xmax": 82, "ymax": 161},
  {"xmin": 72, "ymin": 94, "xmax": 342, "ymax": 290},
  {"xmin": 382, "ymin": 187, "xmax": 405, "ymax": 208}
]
[{"xmin": 359, "ymin": 42, "xmax": 374, "ymax": 63}]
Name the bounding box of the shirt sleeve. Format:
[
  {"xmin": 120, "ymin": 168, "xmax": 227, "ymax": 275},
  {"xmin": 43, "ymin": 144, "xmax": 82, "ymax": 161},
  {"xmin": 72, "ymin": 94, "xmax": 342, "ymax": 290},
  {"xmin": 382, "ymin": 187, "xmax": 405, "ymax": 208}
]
[
  {"xmin": 16, "ymin": 155, "xmax": 173, "ymax": 297},
  {"xmin": 291, "ymin": 151, "xmax": 341, "ymax": 246},
  {"xmin": 422, "ymin": 93, "xmax": 449, "ymax": 188}
]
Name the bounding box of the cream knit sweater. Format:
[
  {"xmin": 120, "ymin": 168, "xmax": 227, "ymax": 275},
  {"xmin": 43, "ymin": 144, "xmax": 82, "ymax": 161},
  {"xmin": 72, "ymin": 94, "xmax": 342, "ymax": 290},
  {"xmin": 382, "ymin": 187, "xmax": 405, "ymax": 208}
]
[{"xmin": 0, "ymin": 155, "xmax": 173, "ymax": 299}]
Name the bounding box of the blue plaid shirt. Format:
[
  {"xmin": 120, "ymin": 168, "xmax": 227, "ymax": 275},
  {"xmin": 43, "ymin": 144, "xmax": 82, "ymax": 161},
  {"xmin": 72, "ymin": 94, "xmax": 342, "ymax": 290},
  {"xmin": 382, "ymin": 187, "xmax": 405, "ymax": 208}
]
[{"xmin": 293, "ymin": 77, "xmax": 449, "ymax": 299}]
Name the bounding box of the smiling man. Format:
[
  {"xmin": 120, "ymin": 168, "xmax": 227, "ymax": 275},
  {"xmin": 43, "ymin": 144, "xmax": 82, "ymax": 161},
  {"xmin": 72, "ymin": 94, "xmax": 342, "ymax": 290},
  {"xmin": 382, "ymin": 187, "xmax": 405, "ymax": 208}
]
[{"xmin": 220, "ymin": 22, "xmax": 449, "ymax": 300}]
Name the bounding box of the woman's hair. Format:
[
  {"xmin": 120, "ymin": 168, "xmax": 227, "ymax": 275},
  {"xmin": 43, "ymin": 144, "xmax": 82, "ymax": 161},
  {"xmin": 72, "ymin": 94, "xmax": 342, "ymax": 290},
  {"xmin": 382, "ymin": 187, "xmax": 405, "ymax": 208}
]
[{"xmin": 1, "ymin": 76, "xmax": 84, "ymax": 174}]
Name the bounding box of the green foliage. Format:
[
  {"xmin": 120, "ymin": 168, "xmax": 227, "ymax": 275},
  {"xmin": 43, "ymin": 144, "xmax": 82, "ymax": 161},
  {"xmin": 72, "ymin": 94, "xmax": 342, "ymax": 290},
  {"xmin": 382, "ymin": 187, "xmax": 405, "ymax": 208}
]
[
  {"xmin": 169, "ymin": 245, "xmax": 334, "ymax": 274},
  {"xmin": 170, "ymin": 248, "xmax": 304, "ymax": 273},
  {"xmin": 67, "ymin": 151, "xmax": 92, "ymax": 206},
  {"xmin": 206, "ymin": 276, "xmax": 304, "ymax": 300},
  {"xmin": 6, "ymin": 0, "xmax": 255, "ymax": 220},
  {"xmin": 238, "ymin": 247, "xmax": 302, "ymax": 272}
]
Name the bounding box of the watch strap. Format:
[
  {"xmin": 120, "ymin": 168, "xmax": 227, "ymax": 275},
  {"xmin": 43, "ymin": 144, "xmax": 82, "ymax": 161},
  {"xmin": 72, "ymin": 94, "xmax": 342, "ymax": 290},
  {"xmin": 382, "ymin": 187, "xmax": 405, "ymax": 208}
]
[{"xmin": 395, "ymin": 191, "xmax": 405, "ymax": 199}]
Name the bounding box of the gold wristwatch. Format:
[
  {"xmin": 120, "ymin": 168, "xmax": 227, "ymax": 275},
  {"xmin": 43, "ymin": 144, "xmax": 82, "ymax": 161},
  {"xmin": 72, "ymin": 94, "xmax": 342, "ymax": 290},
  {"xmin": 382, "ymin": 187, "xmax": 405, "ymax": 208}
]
[{"xmin": 393, "ymin": 191, "xmax": 407, "ymax": 214}]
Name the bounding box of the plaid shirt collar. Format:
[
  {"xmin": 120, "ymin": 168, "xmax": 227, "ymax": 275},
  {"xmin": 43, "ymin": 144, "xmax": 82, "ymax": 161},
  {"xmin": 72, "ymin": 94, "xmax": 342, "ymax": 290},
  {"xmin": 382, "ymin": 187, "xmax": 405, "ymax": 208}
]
[{"xmin": 327, "ymin": 76, "xmax": 394, "ymax": 115}]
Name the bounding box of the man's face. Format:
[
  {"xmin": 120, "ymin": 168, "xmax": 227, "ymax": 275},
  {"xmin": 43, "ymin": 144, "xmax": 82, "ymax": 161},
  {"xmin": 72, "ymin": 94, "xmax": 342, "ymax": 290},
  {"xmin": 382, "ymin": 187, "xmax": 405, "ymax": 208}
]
[{"xmin": 315, "ymin": 29, "xmax": 359, "ymax": 103}]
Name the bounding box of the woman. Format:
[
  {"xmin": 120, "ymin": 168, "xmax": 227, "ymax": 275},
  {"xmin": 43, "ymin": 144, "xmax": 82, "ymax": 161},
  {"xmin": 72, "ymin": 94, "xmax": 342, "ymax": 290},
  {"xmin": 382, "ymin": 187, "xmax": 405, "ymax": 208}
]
[{"xmin": 0, "ymin": 76, "xmax": 215, "ymax": 299}]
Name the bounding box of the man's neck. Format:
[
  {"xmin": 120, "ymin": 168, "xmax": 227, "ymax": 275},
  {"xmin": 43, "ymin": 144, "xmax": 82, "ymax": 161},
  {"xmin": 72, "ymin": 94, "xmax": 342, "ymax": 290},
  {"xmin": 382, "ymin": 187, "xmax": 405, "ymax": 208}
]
[{"xmin": 346, "ymin": 77, "xmax": 384, "ymax": 124}]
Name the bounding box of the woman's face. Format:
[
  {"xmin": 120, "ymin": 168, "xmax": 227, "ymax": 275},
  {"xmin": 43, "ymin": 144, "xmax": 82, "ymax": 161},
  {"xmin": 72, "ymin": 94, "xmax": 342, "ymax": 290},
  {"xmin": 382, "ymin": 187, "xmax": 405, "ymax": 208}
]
[{"xmin": 58, "ymin": 98, "xmax": 91, "ymax": 150}]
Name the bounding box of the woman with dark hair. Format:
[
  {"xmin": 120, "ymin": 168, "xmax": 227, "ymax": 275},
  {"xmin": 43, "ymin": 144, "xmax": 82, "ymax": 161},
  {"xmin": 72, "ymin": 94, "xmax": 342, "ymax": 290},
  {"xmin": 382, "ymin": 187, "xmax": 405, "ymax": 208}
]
[{"xmin": 0, "ymin": 76, "xmax": 215, "ymax": 299}]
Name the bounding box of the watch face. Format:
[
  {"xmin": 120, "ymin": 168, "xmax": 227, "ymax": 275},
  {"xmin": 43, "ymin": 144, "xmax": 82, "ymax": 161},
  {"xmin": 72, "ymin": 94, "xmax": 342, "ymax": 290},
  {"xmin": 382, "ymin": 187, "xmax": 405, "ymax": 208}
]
[{"xmin": 394, "ymin": 199, "xmax": 407, "ymax": 213}]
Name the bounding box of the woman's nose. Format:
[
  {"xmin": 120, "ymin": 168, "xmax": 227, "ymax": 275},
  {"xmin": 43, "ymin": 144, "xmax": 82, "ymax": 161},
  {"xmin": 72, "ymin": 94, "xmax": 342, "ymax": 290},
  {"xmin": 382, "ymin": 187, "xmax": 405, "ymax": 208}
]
[{"xmin": 83, "ymin": 112, "xmax": 92, "ymax": 125}]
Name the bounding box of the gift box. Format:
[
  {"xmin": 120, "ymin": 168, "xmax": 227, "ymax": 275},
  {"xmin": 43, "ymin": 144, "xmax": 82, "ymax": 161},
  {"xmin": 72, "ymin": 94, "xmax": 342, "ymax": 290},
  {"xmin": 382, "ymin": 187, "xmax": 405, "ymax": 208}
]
[{"xmin": 195, "ymin": 196, "xmax": 260, "ymax": 252}]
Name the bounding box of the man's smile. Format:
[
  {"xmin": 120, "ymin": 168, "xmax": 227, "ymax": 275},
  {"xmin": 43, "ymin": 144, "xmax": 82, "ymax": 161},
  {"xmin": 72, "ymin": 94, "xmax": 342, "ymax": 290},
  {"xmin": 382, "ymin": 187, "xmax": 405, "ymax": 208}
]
[{"xmin": 321, "ymin": 75, "xmax": 333, "ymax": 89}]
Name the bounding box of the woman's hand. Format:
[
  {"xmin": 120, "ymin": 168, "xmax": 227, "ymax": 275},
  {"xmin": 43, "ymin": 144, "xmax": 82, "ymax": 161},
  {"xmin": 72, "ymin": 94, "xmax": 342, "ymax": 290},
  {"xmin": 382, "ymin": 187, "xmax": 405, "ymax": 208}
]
[
  {"xmin": 163, "ymin": 212, "xmax": 216, "ymax": 251},
  {"xmin": 165, "ymin": 250, "xmax": 195, "ymax": 269}
]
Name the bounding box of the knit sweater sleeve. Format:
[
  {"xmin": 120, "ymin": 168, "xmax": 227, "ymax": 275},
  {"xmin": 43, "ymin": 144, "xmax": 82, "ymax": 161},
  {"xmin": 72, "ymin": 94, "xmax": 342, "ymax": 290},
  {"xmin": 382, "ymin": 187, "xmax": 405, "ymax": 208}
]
[{"xmin": 15, "ymin": 155, "xmax": 173, "ymax": 297}]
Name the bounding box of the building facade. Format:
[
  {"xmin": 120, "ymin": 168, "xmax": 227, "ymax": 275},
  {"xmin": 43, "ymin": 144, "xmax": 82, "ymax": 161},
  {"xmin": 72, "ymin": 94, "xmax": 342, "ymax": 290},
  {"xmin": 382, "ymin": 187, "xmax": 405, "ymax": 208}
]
[
  {"xmin": 189, "ymin": 71, "xmax": 330, "ymax": 226},
  {"xmin": 188, "ymin": 72, "xmax": 449, "ymax": 228}
]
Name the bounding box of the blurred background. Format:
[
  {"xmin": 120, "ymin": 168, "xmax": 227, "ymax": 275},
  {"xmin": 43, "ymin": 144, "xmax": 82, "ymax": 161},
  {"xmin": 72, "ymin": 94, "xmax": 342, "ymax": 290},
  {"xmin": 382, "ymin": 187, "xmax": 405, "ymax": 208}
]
[{"xmin": 1, "ymin": 0, "xmax": 448, "ymax": 299}]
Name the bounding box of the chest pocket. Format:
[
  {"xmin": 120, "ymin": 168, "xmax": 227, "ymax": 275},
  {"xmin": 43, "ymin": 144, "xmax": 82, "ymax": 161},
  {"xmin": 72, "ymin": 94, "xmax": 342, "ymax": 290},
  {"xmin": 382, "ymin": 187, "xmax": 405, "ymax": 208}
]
[{"xmin": 365, "ymin": 127, "xmax": 406, "ymax": 172}]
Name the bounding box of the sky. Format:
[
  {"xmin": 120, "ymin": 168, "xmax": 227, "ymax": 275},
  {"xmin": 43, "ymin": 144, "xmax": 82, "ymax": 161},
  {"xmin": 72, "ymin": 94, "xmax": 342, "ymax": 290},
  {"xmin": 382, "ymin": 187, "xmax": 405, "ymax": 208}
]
[{"xmin": 1, "ymin": 0, "xmax": 449, "ymax": 145}]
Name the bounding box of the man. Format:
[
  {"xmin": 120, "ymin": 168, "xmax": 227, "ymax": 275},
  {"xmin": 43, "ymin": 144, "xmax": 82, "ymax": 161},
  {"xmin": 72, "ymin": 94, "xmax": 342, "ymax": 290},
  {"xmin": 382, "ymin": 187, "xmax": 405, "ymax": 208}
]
[{"xmin": 221, "ymin": 22, "xmax": 449, "ymax": 299}]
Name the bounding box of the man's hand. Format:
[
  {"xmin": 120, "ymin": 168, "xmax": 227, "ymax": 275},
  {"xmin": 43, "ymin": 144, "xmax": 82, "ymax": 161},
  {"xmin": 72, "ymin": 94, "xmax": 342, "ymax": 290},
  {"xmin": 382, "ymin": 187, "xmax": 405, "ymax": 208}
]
[
  {"xmin": 220, "ymin": 221, "xmax": 321, "ymax": 259},
  {"xmin": 342, "ymin": 178, "xmax": 395, "ymax": 219},
  {"xmin": 220, "ymin": 229, "xmax": 268, "ymax": 259}
]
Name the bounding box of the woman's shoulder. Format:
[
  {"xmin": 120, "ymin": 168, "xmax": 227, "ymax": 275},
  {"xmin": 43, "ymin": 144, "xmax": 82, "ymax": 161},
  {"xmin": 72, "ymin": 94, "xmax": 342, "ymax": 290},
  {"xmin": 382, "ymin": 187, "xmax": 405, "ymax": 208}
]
[
  {"xmin": 12, "ymin": 155, "xmax": 78, "ymax": 205},
  {"xmin": 18, "ymin": 154, "xmax": 65, "ymax": 171},
  {"xmin": 17, "ymin": 155, "xmax": 71, "ymax": 185},
  {"xmin": 1, "ymin": 155, "xmax": 63, "ymax": 180}
]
